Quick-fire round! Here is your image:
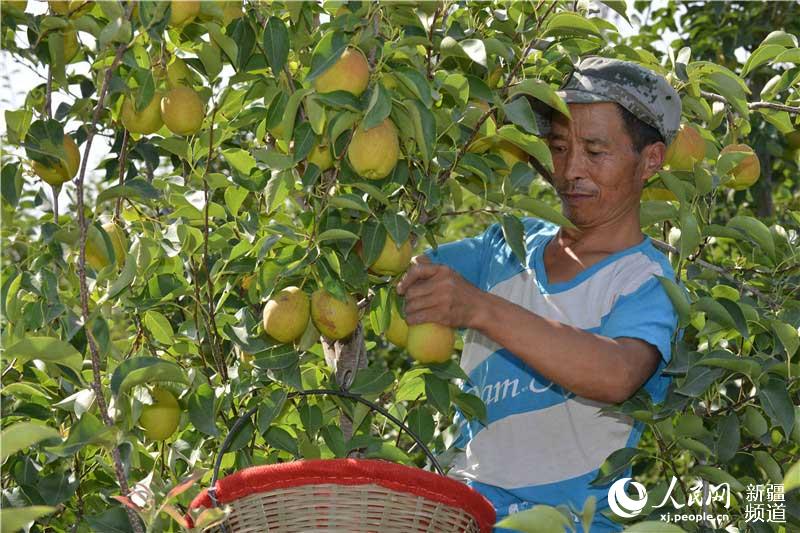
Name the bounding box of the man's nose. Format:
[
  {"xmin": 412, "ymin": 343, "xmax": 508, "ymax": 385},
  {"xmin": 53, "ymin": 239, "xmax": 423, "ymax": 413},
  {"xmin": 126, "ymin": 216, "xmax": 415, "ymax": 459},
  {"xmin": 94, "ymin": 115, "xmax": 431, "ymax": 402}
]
[{"xmin": 561, "ymin": 147, "xmax": 586, "ymax": 182}]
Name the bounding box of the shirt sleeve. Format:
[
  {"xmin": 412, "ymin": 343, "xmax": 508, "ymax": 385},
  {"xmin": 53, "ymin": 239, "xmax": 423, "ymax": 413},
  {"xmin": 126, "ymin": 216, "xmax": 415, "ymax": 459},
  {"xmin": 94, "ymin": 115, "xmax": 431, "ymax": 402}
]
[
  {"xmin": 423, "ymin": 223, "xmax": 503, "ymax": 289},
  {"xmin": 599, "ymin": 276, "xmax": 678, "ymax": 363}
]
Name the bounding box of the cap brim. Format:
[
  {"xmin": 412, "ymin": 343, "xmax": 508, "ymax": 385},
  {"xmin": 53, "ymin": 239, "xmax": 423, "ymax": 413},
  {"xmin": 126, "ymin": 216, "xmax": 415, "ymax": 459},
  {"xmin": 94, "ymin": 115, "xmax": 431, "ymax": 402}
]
[{"xmin": 556, "ymin": 89, "xmax": 613, "ymax": 104}]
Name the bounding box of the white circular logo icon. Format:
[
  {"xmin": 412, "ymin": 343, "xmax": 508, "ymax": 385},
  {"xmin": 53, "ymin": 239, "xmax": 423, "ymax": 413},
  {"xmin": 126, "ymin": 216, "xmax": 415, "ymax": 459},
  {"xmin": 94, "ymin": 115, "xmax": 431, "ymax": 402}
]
[{"xmin": 608, "ymin": 477, "xmax": 648, "ymax": 518}]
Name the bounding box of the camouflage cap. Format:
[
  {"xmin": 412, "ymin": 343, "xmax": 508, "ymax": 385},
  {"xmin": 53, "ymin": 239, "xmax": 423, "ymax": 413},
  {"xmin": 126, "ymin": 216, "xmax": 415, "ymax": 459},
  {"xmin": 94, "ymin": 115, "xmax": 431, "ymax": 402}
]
[{"xmin": 534, "ymin": 56, "xmax": 681, "ymax": 145}]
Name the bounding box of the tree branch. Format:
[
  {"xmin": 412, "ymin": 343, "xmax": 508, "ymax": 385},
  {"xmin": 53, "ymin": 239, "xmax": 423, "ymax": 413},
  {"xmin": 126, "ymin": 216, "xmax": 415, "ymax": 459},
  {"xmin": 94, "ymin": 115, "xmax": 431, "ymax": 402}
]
[
  {"xmin": 200, "ymin": 105, "xmax": 228, "ymax": 382},
  {"xmin": 73, "ymin": 4, "xmax": 143, "ymax": 533},
  {"xmin": 651, "ymin": 238, "xmax": 779, "ymax": 308},
  {"xmin": 700, "ymin": 90, "xmax": 800, "ymax": 114},
  {"xmin": 114, "ymin": 129, "xmax": 129, "ymax": 223}
]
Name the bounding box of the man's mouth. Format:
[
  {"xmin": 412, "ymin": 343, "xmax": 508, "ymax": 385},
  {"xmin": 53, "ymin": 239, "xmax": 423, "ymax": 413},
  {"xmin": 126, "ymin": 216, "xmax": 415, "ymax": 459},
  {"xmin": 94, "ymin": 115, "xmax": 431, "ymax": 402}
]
[{"xmin": 560, "ymin": 191, "xmax": 596, "ymax": 202}]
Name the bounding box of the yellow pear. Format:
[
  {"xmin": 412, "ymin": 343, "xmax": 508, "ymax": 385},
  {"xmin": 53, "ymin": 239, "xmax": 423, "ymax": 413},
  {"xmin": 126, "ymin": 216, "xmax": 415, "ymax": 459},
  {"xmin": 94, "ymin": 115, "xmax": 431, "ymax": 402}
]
[
  {"xmin": 85, "ymin": 222, "xmax": 127, "ymax": 271},
  {"xmin": 407, "ymin": 323, "xmax": 455, "ymax": 364},
  {"xmin": 160, "ymin": 87, "xmax": 204, "ymax": 136},
  {"xmin": 32, "ymin": 134, "xmax": 80, "ymax": 186},
  {"xmin": 385, "ymin": 304, "xmax": 408, "ymax": 348},
  {"xmin": 368, "ymin": 235, "xmax": 412, "ymax": 276},
  {"xmin": 262, "ymin": 286, "xmax": 310, "ymax": 343},
  {"xmin": 165, "ymin": 57, "xmax": 194, "ymax": 89},
  {"xmin": 311, "ymin": 289, "xmax": 359, "ymax": 340},
  {"xmin": 139, "ymin": 387, "xmax": 180, "ymax": 441},
  {"xmin": 664, "ymin": 124, "xmax": 705, "ymax": 171},
  {"xmin": 720, "ymin": 144, "xmax": 760, "ymax": 190},
  {"xmin": 221, "ymin": 0, "xmax": 242, "ymax": 24},
  {"xmin": 121, "ymin": 93, "xmax": 164, "ymax": 134},
  {"xmin": 495, "ymin": 140, "xmax": 528, "ymax": 175},
  {"xmin": 307, "ymin": 141, "xmax": 333, "ymax": 171},
  {"xmin": 347, "ymin": 118, "xmax": 400, "ymax": 180},
  {"xmin": 169, "ymin": 0, "xmax": 199, "ymax": 26},
  {"xmin": 5, "ymin": 1, "xmax": 27, "ymax": 12},
  {"xmin": 313, "ymin": 47, "xmax": 370, "ymax": 96}
]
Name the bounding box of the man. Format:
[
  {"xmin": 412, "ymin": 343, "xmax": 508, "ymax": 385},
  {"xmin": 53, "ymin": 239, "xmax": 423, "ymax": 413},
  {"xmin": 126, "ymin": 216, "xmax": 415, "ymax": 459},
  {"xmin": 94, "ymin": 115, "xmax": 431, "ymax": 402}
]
[{"xmin": 397, "ymin": 57, "xmax": 682, "ymax": 532}]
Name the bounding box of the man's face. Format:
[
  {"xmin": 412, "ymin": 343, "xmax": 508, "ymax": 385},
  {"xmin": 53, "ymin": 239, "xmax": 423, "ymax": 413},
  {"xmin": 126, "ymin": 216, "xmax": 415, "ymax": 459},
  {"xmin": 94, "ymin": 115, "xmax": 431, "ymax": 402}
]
[{"xmin": 546, "ymin": 102, "xmax": 661, "ymax": 229}]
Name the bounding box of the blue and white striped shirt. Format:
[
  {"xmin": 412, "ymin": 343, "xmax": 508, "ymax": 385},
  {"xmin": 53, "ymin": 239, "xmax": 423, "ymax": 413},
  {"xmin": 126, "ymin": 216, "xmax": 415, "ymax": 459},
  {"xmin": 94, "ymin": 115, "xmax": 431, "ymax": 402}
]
[{"xmin": 425, "ymin": 217, "xmax": 677, "ymax": 532}]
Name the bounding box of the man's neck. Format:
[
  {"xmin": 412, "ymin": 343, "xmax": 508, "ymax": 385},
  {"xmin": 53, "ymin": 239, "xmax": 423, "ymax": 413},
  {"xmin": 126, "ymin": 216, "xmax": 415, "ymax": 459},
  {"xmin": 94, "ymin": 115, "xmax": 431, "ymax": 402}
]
[{"xmin": 556, "ymin": 214, "xmax": 644, "ymax": 254}]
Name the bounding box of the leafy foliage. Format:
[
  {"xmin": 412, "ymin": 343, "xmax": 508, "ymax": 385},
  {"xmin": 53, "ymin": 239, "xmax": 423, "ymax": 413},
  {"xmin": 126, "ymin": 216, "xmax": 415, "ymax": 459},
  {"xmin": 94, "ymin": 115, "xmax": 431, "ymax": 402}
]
[{"xmin": 1, "ymin": 1, "xmax": 799, "ymax": 532}]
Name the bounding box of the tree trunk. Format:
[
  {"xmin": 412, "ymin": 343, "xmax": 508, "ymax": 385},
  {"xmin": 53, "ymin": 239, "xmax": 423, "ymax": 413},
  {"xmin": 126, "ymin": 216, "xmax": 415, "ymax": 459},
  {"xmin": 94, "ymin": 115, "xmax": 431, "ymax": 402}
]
[{"xmin": 322, "ymin": 323, "xmax": 367, "ymax": 441}]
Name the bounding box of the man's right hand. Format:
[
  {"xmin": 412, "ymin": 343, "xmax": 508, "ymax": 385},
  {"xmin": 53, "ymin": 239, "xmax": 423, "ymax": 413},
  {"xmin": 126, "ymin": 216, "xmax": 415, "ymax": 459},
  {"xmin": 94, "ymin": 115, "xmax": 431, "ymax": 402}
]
[{"xmin": 396, "ymin": 255, "xmax": 485, "ymax": 329}]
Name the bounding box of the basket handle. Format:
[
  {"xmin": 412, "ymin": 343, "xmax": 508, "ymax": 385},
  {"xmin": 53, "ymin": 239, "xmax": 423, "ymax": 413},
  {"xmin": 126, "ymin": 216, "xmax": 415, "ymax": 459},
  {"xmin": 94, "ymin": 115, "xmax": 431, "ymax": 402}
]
[{"xmin": 207, "ymin": 388, "xmax": 445, "ymax": 509}]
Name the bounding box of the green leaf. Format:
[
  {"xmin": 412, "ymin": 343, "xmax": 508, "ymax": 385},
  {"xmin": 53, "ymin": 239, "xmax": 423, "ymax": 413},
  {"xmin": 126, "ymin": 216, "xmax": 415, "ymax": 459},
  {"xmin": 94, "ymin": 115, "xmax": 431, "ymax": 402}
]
[
  {"xmin": 675, "ymin": 365, "xmax": 723, "ymax": 397},
  {"xmin": 655, "ymin": 276, "xmax": 690, "ymax": 328},
  {"xmin": 453, "ymin": 391, "xmax": 487, "ymax": 425},
  {"xmin": 591, "ymin": 447, "xmax": 643, "ymax": 486},
  {"xmin": 224, "ymin": 186, "xmax": 248, "ymax": 215},
  {"xmin": 318, "ymin": 228, "xmax": 360, "ymax": 242},
  {"xmin": 694, "ymin": 296, "xmax": 736, "ymax": 330},
  {"xmin": 363, "ymin": 84, "xmax": 392, "ymax": 130},
  {"xmin": 406, "ymin": 406, "xmax": 435, "ymax": 444},
  {"xmin": 4, "ymin": 336, "xmax": 83, "ymax": 374},
  {"xmin": 513, "ymin": 197, "xmax": 575, "ymax": 229},
  {"xmin": 0, "ymin": 507, "xmax": 57, "ymax": 533},
  {"xmin": 495, "ymin": 505, "xmax": 573, "ymax": 533},
  {"xmin": 265, "ymin": 426, "xmax": 298, "ymax": 456},
  {"xmin": 509, "ymin": 79, "xmax": 570, "ymax": 118},
  {"xmin": 188, "ymin": 383, "xmax": 218, "ymax": 436},
  {"xmin": 784, "ymin": 460, "xmax": 800, "ymax": 493},
  {"xmin": 503, "ymin": 97, "xmax": 540, "ymax": 135},
  {"xmin": 256, "ymin": 389, "xmax": 288, "ymax": 435},
  {"xmin": 406, "ymin": 99, "xmax": 435, "ymax": 165},
  {"xmin": 771, "ymin": 320, "xmax": 799, "ymax": 358},
  {"xmin": 278, "ymin": 87, "xmax": 314, "ymax": 142},
  {"xmin": 328, "ymin": 193, "xmax": 369, "ymax": 212},
  {"xmin": 496, "ymin": 125, "xmax": 553, "ymax": 173},
  {"xmin": 307, "ymin": 31, "xmax": 347, "ymax": 82},
  {"xmin": 758, "ymin": 376, "xmax": 795, "ymax": 436},
  {"xmin": 501, "ymin": 214, "xmax": 527, "ymax": 268},
  {"xmin": 349, "ymin": 366, "xmax": 394, "ymax": 395},
  {"xmin": 423, "ymin": 374, "xmax": 451, "ymax": 415},
  {"xmin": 110, "ymin": 356, "xmax": 189, "ymax": 397},
  {"xmin": 320, "ymin": 425, "xmax": 346, "ymax": 457},
  {"xmin": 727, "ymin": 216, "xmax": 775, "ymax": 261},
  {"xmin": 222, "ymin": 148, "xmax": 256, "ymax": 176},
  {"xmin": 691, "ymin": 465, "xmax": 746, "ymax": 492},
  {"xmin": 46, "ymin": 412, "xmax": 116, "ymax": 457},
  {"xmin": 0, "ymin": 422, "xmax": 60, "ymax": 462},
  {"xmin": 207, "ymin": 22, "xmax": 238, "ymax": 66},
  {"xmin": 381, "ymin": 213, "xmax": 411, "ymax": 246},
  {"xmin": 360, "ymin": 222, "xmax": 386, "ymax": 267},
  {"xmin": 543, "ymin": 12, "xmax": 601, "ymax": 38},
  {"xmin": 697, "ymin": 352, "xmax": 760, "ymax": 377},
  {"xmin": 394, "ymin": 68, "xmax": 433, "ymax": 108},
  {"xmin": 715, "ymin": 413, "xmax": 739, "ymax": 463},
  {"xmin": 143, "ymin": 310, "xmax": 174, "ymax": 345},
  {"xmin": 741, "ymin": 44, "xmax": 786, "ymax": 77},
  {"xmin": 678, "ymin": 211, "xmax": 701, "ymax": 260},
  {"xmin": 96, "ymin": 178, "xmax": 160, "ymax": 204}
]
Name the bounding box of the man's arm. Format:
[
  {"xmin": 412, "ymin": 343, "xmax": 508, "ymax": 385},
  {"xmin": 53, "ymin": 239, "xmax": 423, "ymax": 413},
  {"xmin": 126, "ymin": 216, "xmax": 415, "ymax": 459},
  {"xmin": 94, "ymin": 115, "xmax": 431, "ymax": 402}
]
[{"xmin": 397, "ymin": 257, "xmax": 660, "ymax": 404}]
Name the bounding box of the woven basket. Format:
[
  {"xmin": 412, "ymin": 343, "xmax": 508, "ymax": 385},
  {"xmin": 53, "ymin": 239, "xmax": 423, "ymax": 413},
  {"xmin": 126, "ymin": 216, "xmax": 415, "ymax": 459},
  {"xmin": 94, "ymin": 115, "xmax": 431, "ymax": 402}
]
[
  {"xmin": 188, "ymin": 458, "xmax": 496, "ymax": 532},
  {"xmin": 186, "ymin": 389, "xmax": 495, "ymax": 533}
]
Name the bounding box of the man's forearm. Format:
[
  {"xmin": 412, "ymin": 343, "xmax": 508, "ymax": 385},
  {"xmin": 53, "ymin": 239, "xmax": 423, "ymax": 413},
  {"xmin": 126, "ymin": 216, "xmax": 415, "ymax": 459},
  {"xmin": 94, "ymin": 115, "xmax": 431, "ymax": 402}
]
[{"xmin": 469, "ymin": 291, "xmax": 646, "ymax": 404}]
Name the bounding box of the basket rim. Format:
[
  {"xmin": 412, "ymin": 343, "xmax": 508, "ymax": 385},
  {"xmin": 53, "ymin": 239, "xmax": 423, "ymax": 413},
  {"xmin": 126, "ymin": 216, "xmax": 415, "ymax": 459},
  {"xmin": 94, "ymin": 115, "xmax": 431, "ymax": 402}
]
[{"xmin": 187, "ymin": 458, "xmax": 496, "ymax": 532}]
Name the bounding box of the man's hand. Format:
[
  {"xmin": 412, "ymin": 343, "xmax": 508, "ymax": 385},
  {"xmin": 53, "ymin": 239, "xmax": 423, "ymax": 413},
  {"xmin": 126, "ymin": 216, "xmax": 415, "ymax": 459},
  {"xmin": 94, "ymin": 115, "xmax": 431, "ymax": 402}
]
[{"xmin": 396, "ymin": 255, "xmax": 483, "ymax": 329}]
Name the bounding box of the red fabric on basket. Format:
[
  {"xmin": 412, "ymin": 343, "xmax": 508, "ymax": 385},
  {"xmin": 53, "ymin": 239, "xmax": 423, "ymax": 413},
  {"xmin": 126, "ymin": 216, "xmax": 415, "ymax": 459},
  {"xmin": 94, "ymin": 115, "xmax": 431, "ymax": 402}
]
[{"xmin": 187, "ymin": 458, "xmax": 496, "ymax": 532}]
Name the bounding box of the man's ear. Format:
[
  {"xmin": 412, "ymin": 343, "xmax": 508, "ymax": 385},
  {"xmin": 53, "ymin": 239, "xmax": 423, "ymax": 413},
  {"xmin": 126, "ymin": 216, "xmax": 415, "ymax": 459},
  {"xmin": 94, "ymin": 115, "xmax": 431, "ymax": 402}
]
[{"xmin": 640, "ymin": 142, "xmax": 666, "ymax": 182}]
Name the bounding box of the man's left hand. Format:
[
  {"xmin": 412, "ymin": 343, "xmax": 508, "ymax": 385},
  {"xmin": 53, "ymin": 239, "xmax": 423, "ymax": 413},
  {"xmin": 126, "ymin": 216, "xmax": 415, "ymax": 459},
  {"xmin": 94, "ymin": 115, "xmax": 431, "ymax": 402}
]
[{"xmin": 396, "ymin": 257, "xmax": 483, "ymax": 329}]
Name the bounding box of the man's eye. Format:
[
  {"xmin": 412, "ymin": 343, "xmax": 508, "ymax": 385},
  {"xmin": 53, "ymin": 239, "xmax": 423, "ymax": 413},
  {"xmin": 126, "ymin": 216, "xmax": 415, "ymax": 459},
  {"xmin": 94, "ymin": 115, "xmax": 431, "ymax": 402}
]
[
  {"xmin": 588, "ymin": 151, "xmax": 603, "ymax": 156},
  {"xmin": 551, "ymin": 145, "xmax": 567, "ymax": 152}
]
